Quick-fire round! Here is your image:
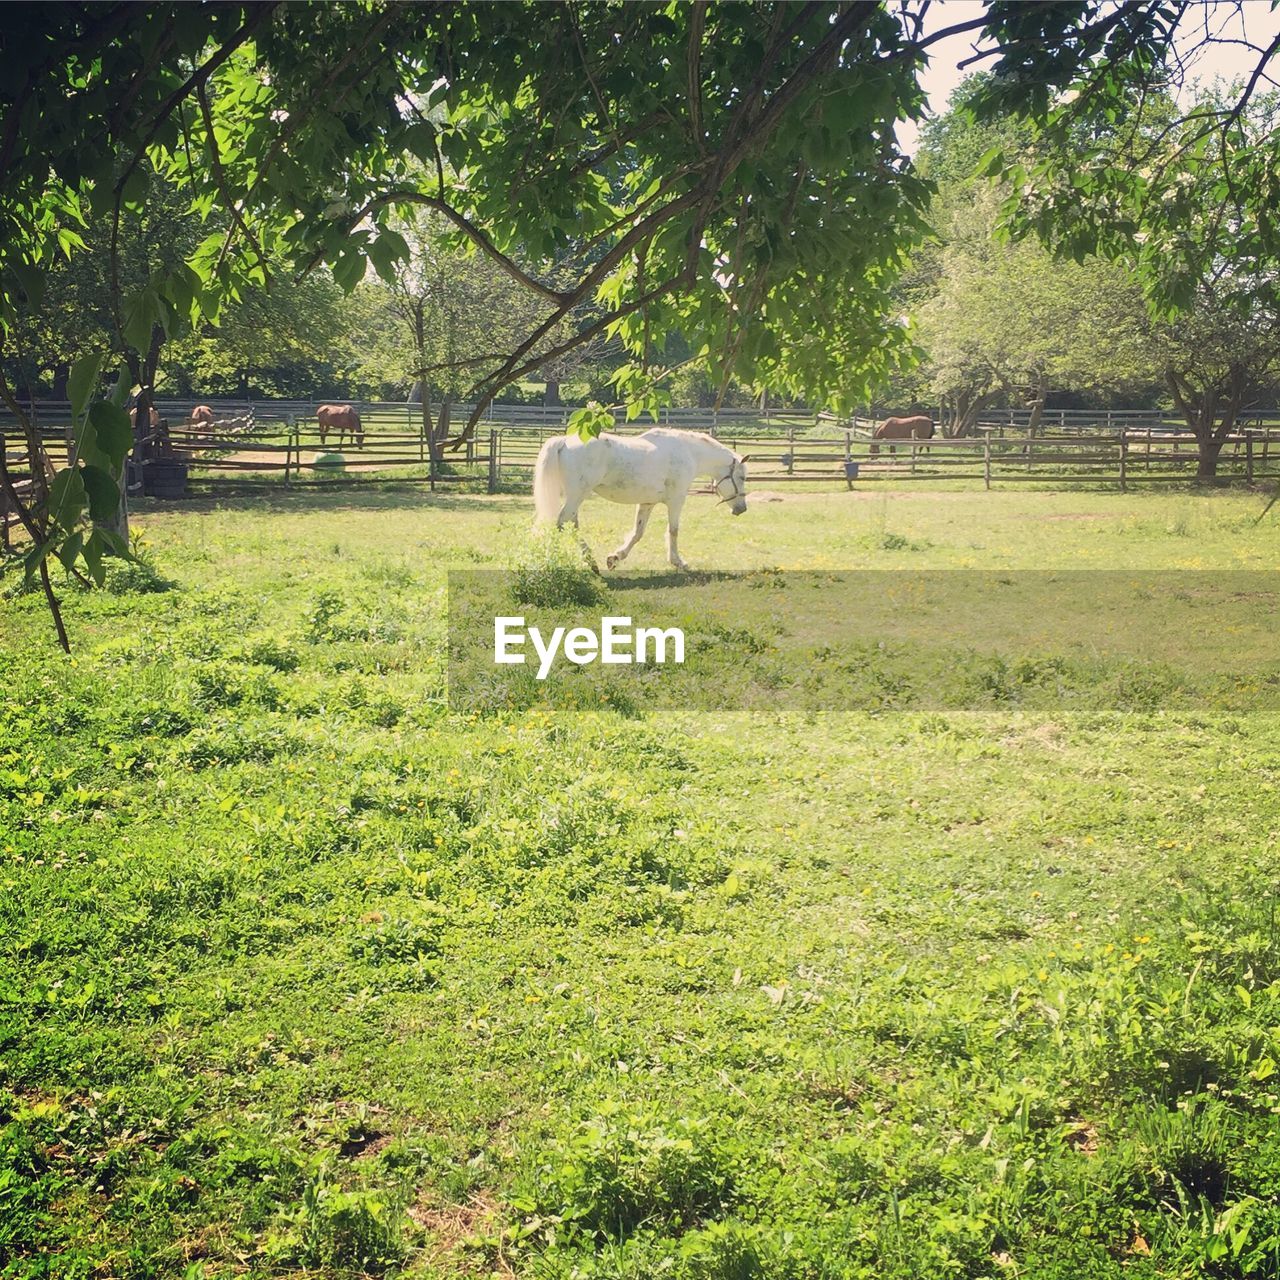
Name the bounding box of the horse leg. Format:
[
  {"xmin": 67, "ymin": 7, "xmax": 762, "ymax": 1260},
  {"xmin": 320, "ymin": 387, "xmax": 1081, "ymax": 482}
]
[
  {"xmin": 556, "ymin": 495, "xmax": 600, "ymax": 573},
  {"xmin": 665, "ymin": 495, "xmax": 690, "ymax": 571},
  {"xmin": 554, "ymin": 475, "xmax": 584, "ymax": 531},
  {"xmin": 606, "ymin": 504, "xmax": 654, "ymax": 569}
]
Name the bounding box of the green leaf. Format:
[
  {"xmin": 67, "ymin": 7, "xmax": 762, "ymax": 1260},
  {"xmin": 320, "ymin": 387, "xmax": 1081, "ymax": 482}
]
[
  {"xmin": 57, "ymin": 531, "xmax": 84, "ymax": 572},
  {"xmin": 23, "ymin": 539, "xmax": 54, "ymax": 585},
  {"xmin": 368, "ymin": 230, "xmax": 411, "ymax": 283},
  {"xmin": 121, "ymin": 166, "xmax": 149, "ymax": 207},
  {"xmin": 13, "ymin": 263, "xmax": 45, "ymax": 308},
  {"xmin": 68, "ymin": 353, "xmax": 104, "ymax": 421},
  {"xmin": 87, "ymin": 401, "xmax": 133, "ymax": 466},
  {"xmin": 82, "ymin": 530, "xmax": 106, "ymax": 586},
  {"xmin": 47, "ymin": 466, "xmax": 86, "ymax": 529},
  {"xmin": 97, "ymin": 528, "xmax": 130, "ymax": 558},
  {"xmin": 566, "ymin": 405, "xmax": 613, "ymax": 440},
  {"xmin": 331, "ymin": 250, "xmax": 366, "ymax": 292},
  {"xmin": 56, "ymin": 226, "xmax": 87, "ymax": 258},
  {"xmin": 977, "ymin": 146, "xmax": 1006, "ymax": 178},
  {"xmin": 122, "ymin": 287, "xmax": 160, "ymax": 351},
  {"xmin": 109, "ymin": 366, "xmax": 135, "ymax": 410},
  {"xmin": 80, "ymin": 465, "xmax": 121, "ymax": 523}
]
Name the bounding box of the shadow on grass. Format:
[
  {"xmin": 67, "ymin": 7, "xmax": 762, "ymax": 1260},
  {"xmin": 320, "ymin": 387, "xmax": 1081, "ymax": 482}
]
[
  {"xmin": 134, "ymin": 485, "xmax": 525, "ymax": 517},
  {"xmin": 609, "ymin": 569, "xmax": 743, "ymax": 591}
]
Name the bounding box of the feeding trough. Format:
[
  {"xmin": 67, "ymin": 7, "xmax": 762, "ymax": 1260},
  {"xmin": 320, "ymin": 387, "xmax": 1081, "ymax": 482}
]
[{"xmin": 142, "ymin": 458, "xmax": 189, "ymax": 498}]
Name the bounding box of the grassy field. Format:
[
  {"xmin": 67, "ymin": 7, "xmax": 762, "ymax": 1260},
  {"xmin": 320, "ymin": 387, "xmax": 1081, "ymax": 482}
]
[{"xmin": 4, "ymin": 486, "xmax": 1280, "ymax": 1279}]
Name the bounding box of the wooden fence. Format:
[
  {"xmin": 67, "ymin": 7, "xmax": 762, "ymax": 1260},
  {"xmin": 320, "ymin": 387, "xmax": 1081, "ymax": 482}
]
[
  {"xmin": 492, "ymin": 423, "xmax": 1280, "ymax": 491},
  {"xmin": 7, "ymin": 404, "xmax": 1280, "ymax": 547}
]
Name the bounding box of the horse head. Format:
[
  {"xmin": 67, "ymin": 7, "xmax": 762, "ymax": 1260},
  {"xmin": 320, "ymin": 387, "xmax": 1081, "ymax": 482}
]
[{"xmin": 715, "ymin": 454, "xmax": 750, "ymax": 516}]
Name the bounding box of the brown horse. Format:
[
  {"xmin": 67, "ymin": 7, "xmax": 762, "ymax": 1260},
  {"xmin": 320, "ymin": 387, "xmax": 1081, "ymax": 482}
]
[
  {"xmin": 317, "ymin": 403, "xmax": 363, "ymax": 447},
  {"xmin": 190, "ymin": 404, "xmax": 215, "ymax": 426},
  {"xmin": 130, "ymin": 406, "xmax": 161, "ymax": 429},
  {"xmin": 869, "ymin": 414, "xmax": 934, "ymax": 456}
]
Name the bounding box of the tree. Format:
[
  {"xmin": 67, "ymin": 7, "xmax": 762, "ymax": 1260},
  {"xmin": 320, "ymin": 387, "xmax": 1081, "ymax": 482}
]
[
  {"xmin": 915, "ymin": 188, "xmax": 1156, "ymax": 435},
  {"xmin": 1158, "ymin": 302, "xmax": 1280, "ymax": 480},
  {"xmin": 373, "ymin": 207, "xmax": 551, "ymax": 463},
  {"xmin": 162, "ymin": 264, "xmax": 361, "ymax": 398},
  {"xmin": 969, "ymin": 35, "xmax": 1280, "ymax": 476}
]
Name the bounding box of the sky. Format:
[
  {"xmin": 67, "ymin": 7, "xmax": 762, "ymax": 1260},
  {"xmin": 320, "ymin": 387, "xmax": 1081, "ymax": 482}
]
[{"xmin": 897, "ymin": 0, "xmax": 1280, "ymax": 154}]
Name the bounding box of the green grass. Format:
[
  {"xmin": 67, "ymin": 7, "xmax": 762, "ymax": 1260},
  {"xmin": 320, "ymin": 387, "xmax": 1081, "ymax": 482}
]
[{"xmin": 3, "ymin": 487, "xmax": 1280, "ymax": 1278}]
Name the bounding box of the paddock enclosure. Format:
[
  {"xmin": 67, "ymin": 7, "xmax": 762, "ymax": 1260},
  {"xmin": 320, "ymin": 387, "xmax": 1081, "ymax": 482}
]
[{"xmin": 5, "ymin": 399, "xmax": 1280, "ymax": 546}]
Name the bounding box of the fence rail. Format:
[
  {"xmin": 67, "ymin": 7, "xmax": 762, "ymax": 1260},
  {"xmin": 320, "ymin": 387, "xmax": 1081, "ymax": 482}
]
[
  {"xmin": 491, "ymin": 423, "xmax": 1280, "ymax": 491},
  {"xmin": 6, "ymin": 405, "xmax": 1280, "ymax": 546}
]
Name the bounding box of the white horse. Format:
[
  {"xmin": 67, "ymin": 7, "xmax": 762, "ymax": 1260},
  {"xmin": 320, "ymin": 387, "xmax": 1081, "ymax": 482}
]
[{"xmin": 533, "ymin": 428, "xmax": 748, "ymax": 570}]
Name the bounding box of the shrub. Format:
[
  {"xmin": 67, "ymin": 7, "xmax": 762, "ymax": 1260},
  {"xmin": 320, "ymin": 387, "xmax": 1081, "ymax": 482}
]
[
  {"xmin": 516, "ymin": 1108, "xmax": 733, "ymax": 1244},
  {"xmin": 273, "ymin": 1170, "xmax": 406, "ymax": 1271},
  {"xmin": 243, "ymin": 635, "xmax": 300, "ymax": 672},
  {"xmin": 511, "ymin": 527, "xmax": 607, "ymax": 609}
]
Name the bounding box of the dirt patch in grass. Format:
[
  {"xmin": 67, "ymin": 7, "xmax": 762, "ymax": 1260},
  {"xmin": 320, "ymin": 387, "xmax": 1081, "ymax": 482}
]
[
  {"xmin": 1063, "ymin": 1120, "xmax": 1101, "ymax": 1156},
  {"xmin": 410, "ymin": 1190, "xmax": 511, "ymax": 1273}
]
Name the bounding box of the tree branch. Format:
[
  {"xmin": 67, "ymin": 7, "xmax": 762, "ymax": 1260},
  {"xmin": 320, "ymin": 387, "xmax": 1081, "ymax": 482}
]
[
  {"xmin": 114, "ymin": 3, "xmax": 279, "ymax": 200},
  {"xmin": 331, "ymin": 190, "xmax": 571, "ymax": 304},
  {"xmin": 687, "ymin": 1, "xmax": 707, "ymax": 154},
  {"xmin": 197, "ymin": 81, "xmax": 272, "ymax": 284}
]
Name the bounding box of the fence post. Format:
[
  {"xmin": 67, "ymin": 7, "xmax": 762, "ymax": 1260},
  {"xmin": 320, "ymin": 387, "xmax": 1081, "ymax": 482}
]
[
  {"xmin": 283, "ymin": 419, "xmax": 293, "ymax": 486},
  {"xmin": 1119, "ymin": 436, "xmax": 1128, "ymax": 491},
  {"xmin": 487, "ymin": 428, "xmax": 498, "ymax": 494},
  {"xmin": 787, "ymin": 425, "xmax": 795, "ymax": 474},
  {"xmin": 1247, "ymin": 430, "xmax": 1255, "ymax": 484},
  {"xmin": 983, "ymin": 435, "xmax": 991, "ymax": 490}
]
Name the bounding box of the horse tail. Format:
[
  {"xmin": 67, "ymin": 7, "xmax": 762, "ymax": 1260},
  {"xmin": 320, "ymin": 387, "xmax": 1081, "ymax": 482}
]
[{"xmin": 533, "ymin": 436, "xmax": 567, "ymax": 524}]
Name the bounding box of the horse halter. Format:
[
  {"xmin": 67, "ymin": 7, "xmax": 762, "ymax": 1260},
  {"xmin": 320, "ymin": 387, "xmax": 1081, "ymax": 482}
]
[{"xmin": 715, "ymin": 455, "xmax": 749, "ymax": 505}]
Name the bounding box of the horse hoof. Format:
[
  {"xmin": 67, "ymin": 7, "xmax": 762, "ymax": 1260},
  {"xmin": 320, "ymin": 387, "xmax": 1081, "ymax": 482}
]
[{"xmin": 606, "ymin": 554, "xmax": 618, "ymax": 569}]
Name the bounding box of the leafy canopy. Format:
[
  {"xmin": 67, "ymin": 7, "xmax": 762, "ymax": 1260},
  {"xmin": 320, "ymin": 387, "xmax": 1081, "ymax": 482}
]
[{"xmin": 6, "ymin": 2, "xmax": 1280, "ymax": 642}]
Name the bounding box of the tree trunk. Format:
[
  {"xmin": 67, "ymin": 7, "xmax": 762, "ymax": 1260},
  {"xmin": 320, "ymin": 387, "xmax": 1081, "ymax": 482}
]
[
  {"xmin": 437, "ymin": 397, "xmax": 452, "ymax": 442},
  {"xmin": 51, "ymin": 362, "xmax": 70, "ymax": 400},
  {"xmin": 544, "ymin": 378, "xmax": 561, "ymax": 406},
  {"xmin": 117, "ymin": 324, "xmax": 165, "ymax": 541},
  {"xmin": 1196, "ymin": 438, "xmax": 1223, "ymax": 480},
  {"xmin": 421, "ymin": 385, "xmax": 441, "ymax": 466},
  {"xmin": 943, "ymin": 389, "xmax": 986, "ymax": 438},
  {"xmin": 1165, "ymin": 364, "xmax": 1243, "ymax": 485}
]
